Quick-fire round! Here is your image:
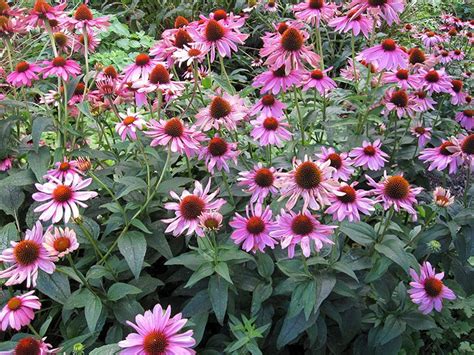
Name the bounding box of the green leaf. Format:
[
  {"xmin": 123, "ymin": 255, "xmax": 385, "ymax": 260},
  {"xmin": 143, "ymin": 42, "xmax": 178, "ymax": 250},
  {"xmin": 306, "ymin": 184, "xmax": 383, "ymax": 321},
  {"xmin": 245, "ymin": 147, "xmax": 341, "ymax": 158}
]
[
  {"xmin": 208, "ymin": 275, "xmax": 228, "ymax": 325},
  {"xmin": 314, "ymin": 274, "xmax": 336, "ymax": 313},
  {"xmin": 131, "ymin": 219, "xmax": 152, "ymax": 234},
  {"xmin": 288, "ymin": 280, "xmax": 316, "ymax": 319},
  {"xmin": 332, "ymin": 261, "xmax": 359, "ymax": 282},
  {"xmin": 39, "ymin": 316, "xmax": 53, "ymax": 336},
  {"xmin": 256, "ymin": 253, "xmax": 274, "ymax": 278},
  {"xmin": 31, "ymin": 117, "xmax": 53, "ymax": 150},
  {"xmin": 0, "ymin": 186, "xmax": 24, "ymax": 216},
  {"xmin": 185, "ymin": 263, "xmax": 214, "ymax": 288},
  {"xmin": 85, "ymin": 295, "xmax": 102, "ymax": 332},
  {"xmin": 116, "ymin": 176, "xmax": 147, "ymax": 199},
  {"xmin": 36, "ymin": 270, "xmax": 71, "ymax": 304},
  {"xmin": 277, "ymin": 310, "xmax": 318, "ymax": 349},
  {"xmin": 107, "ymin": 283, "xmax": 142, "ymax": 301},
  {"xmin": 89, "ymin": 344, "xmax": 121, "ymax": 355},
  {"xmin": 0, "ymin": 170, "xmax": 35, "ymax": 188},
  {"xmin": 401, "ymin": 312, "xmax": 436, "ymax": 330},
  {"xmin": 118, "ymin": 231, "xmax": 146, "ymax": 279},
  {"xmin": 377, "ymin": 315, "xmax": 406, "ymax": 345},
  {"xmin": 0, "ymin": 222, "xmax": 18, "ymax": 250},
  {"xmin": 339, "ymin": 221, "xmax": 376, "ymax": 246},
  {"xmin": 215, "ymin": 262, "xmax": 232, "ymax": 284},
  {"xmin": 375, "ymin": 237, "xmax": 410, "ymax": 274}
]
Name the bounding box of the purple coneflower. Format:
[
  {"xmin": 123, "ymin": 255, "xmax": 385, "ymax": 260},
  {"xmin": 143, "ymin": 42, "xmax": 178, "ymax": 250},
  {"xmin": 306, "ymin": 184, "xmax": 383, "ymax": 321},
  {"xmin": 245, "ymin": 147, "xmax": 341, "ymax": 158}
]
[
  {"xmin": 250, "ymin": 94, "xmax": 286, "ymax": 118},
  {"xmin": 250, "ymin": 115, "xmax": 292, "ymax": 147},
  {"xmin": 417, "ymin": 68, "xmax": 452, "ymax": 94},
  {"xmin": 326, "ymin": 182, "xmax": 375, "ymax": 222},
  {"xmin": 6, "ymin": 61, "xmax": 41, "ymax": 87},
  {"xmin": 195, "ymin": 92, "xmax": 247, "ymax": 131},
  {"xmin": 358, "ymin": 39, "xmax": 408, "ymax": 71},
  {"xmin": 42, "ymin": 56, "xmax": 81, "ymax": 81},
  {"xmin": 302, "ymin": 68, "xmax": 337, "ymax": 94},
  {"xmin": 0, "ymin": 291, "xmax": 41, "ymax": 331},
  {"xmin": 316, "ymin": 147, "xmax": 354, "ymax": 181},
  {"xmin": 419, "ymin": 140, "xmax": 461, "ymax": 174},
  {"xmin": 252, "ymin": 66, "xmax": 304, "ymax": 95},
  {"xmin": 328, "ymin": 8, "xmax": 373, "ymax": 38},
  {"xmin": 382, "ymin": 69, "xmax": 419, "ymax": 90},
  {"xmin": 46, "ymin": 159, "xmax": 82, "ymax": 181},
  {"xmin": 455, "ymin": 109, "xmax": 473, "ymax": 130},
  {"xmin": 410, "ymin": 125, "xmax": 432, "ymax": 147},
  {"xmin": 349, "ymin": 139, "xmax": 389, "ymax": 171},
  {"xmin": 238, "ymin": 164, "xmax": 279, "ymax": 203},
  {"xmin": 44, "ymin": 226, "xmax": 79, "ymax": 258},
  {"xmin": 115, "ymin": 109, "xmax": 146, "ymax": 141},
  {"xmin": 293, "ymin": 0, "xmax": 338, "ymax": 27},
  {"xmin": 198, "ymin": 135, "xmax": 239, "ymax": 174}
]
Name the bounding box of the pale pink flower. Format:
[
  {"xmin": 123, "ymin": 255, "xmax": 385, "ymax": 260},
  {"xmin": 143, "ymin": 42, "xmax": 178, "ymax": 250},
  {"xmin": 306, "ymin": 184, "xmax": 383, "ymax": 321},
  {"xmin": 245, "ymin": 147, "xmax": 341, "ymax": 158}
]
[
  {"xmin": 198, "ymin": 135, "xmax": 239, "ymax": 174},
  {"xmin": 293, "ymin": 0, "xmax": 338, "ymax": 27},
  {"xmin": 408, "ymin": 261, "xmax": 456, "ymax": 314},
  {"xmin": 349, "ymin": 0, "xmax": 404, "ymax": 26},
  {"xmin": 32, "ymin": 175, "xmax": 98, "ymax": 224},
  {"xmin": 358, "ymin": 39, "xmax": 408, "ymax": 71},
  {"xmin": 328, "ymin": 8, "xmax": 373, "ymax": 38},
  {"xmin": 433, "ymin": 187, "xmax": 455, "ymax": 207},
  {"xmin": 118, "ymin": 304, "xmax": 195, "ymax": 355},
  {"xmin": 250, "ymin": 115, "xmax": 292, "ymax": 147},
  {"xmin": 0, "ymin": 221, "xmax": 56, "ymax": 288},
  {"xmin": 382, "ymin": 68, "xmax": 419, "ymax": 90},
  {"xmin": 0, "ymin": 291, "xmax": 41, "ymax": 331},
  {"xmin": 250, "ymin": 94, "xmax": 286, "ymax": 118},
  {"xmin": 46, "ymin": 159, "xmax": 82, "ymax": 181},
  {"xmin": 195, "ymin": 92, "xmax": 247, "ymax": 131},
  {"xmin": 115, "ymin": 109, "xmax": 146, "ymax": 141},
  {"xmin": 252, "ymin": 66, "xmax": 304, "ymax": 95},
  {"xmin": 44, "ymin": 226, "xmax": 79, "ymax": 258},
  {"xmin": 173, "ymin": 44, "xmax": 207, "ymax": 66},
  {"xmin": 238, "ymin": 164, "xmax": 279, "ymax": 203},
  {"xmin": 302, "ymin": 67, "xmax": 337, "ymax": 94},
  {"xmin": 349, "ymin": 139, "xmax": 389, "ymax": 171},
  {"xmin": 7, "ymin": 61, "xmax": 41, "ymax": 87},
  {"xmin": 316, "ymin": 147, "xmax": 354, "ymax": 181},
  {"xmin": 411, "ymin": 125, "xmax": 432, "ymax": 147},
  {"xmin": 419, "ymin": 140, "xmax": 461, "ymax": 174},
  {"xmin": 198, "ymin": 211, "xmax": 223, "ymax": 232},
  {"xmin": 63, "ymin": 3, "xmax": 109, "ymax": 31},
  {"xmin": 41, "ymin": 56, "xmax": 81, "ymax": 81},
  {"xmin": 122, "ymin": 53, "xmax": 161, "ymax": 82},
  {"xmin": 326, "ymin": 182, "xmax": 375, "ymax": 222}
]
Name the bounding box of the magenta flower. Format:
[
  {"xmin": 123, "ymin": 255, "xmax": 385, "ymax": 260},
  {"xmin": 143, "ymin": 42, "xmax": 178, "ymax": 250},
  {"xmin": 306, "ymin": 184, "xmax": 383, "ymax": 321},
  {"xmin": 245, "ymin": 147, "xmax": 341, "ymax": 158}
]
[
  {"xmin": 230, "ymin": 203, "xmax": 277, "ymax": 253},
  {"xmin": 189, "ymin": 16, "xmax": 248, "ymax": 62},
  {"xmin": 382, "ymin": 69, "xmax": 419, "ymax": 90},
  {"xmin": 42, "ymin": 56, "xmax": 81, "ymax": 81},
  {"xmin": 74, "ymin": 30, "xmax": 101, "ymax": 54},
  {"xmin": 151, "ymin": 27, "xmax": 195, "ymax": 67},
  {"xmin": 279, "ymin": 156, "xmax": 338, "ymax": 211},
  {"xmin": 33, "ymin": 175, "xmax": 98, "ymax": 224},
  {"xmin": 63, "ymin": 3, "xmax": 109, "ymax": 31},
  {"xmin": 382, "ymin": 88, "xmax": 418, "ymax": 118},
  {"xmin": 7, "ymin": 337, "xmax": 55, "ymax": 354},
  {"xmin": 302, "ymin": 67, "xmax": 337, "ymax": 94},
  {"xmin": 162, "ymin": 180, "xmax": 226, "ymax": 237},
  {"xmin": 349, "ymin": 0, "xmax": 404, "ymax": 26},
  {"xmin": 408, "ymin": 261, "xmax": 456, "ymax": 314},
  {"xmin": 410, "ymin": 125, "xmax": 432, "ymax": 147},
  {"xmin": 145, "ymin": 117, "xmax": 204, "ymax": 157},
  {"xmin": 6, "ymin": 61, "xmax": 41, "ymax": 87},
  {"xmin": 349, "ymin": 139, "xmax": 389, "ymax": 171},
  {"xmin": 413, "ymin": 90, "xmax": 436, "ymax": 112},
  {"xmin": 28, "ymin": 0, "xmax": 66, "ymax": 27},
  {"xmin": 195, "ymin": 92, "xmax": 247, "ymax": 131},
  {"xmin": 253, "ymin": 66, "xmax": 304, "ymax": 95},
  {"xmin": 271, "ymin": 210, "xmax": 336, "ymax": 258},
  {"xmin": 326, "ymin": 182, "xmax": 375, "ymax": 222},
  {"xmin": 0, "ymin": 156, "xmax": 13, "ymax": 172},
  {"xmin": 0, "ymin": 221, "xmax": 55, "ymax": 288},
  {"xmin": 0, "ymin": 291, "xmax": 41, "ymax": 331},
  {"xmin": 450, "ymin": 134, "xmax": 474, "ymax": 170},
  {"xmin": 250, "ymin": 94, "xmax": 286, "ymax": 118},
  {"xmin": 455, "ymin": 109, "xmax": 473, "ymax": 130},
  {"xmin": 122, "ymin": 53, "xmax": 161, "ymax": 82},
  {"xmin": 366, "ymin": 172, "xmax": 423, "ymax": 219},
  {"xmin": 118, "ymin": 304, "xmax": 196, "ymax": 355},
  {"xmin": 115, "ymin": 109, "xmax": 146, "ymax": 141},
  {"xmin": 328, "ymin": 8, "xmax": 373, "ymax": 38},
  {"xmin": 437, "ymin": 50, "xmax": 452, "ymax": 65},
  {"xmin": 450, "ymin": 49, "xmax": 464, "ymax": 60},
  {"xmin": 421, "ymin": 31, "xmax": 444, "ymax": 48},
  {"xmin": 198, "ymin": 135, "xmax": 239, "ymax": 174},
  {"xmin": 46, "ymin": 159, "xmax": 82, "ymax": 181},
  {"xmin": 419, "ymin": 140, "xmax": 461, "ymax": 174},
  {"xmin": 135, "ymin": 64, "xmax": 184, "ymax": 95},
  {"xmin": 44, "ymin": 226, "xmax": 79, "ymax": 258},
  {"xmin": 238, "ymin": 164, "xmax": 279, "ymax": 203},
  {"xmin": 450, "ymin": 79, "xmax": 467, "ymax": 105},
  {"xmin": 358, "ymin": 39, "xmax": 408, "ymax": 71},
  {"xmin": 316, "ymin": 147, "xmax": 354, "ymax": 181},
  {"xmin": 250, "ymin": 115, "xmax": 292, "ymax": 147},
  {"xmin": 293, "ymin": 0, "xmax": 338, "ymax": 27},
  {"xmin": 417, "ymin": 68, "xmax": 452, "ymax": 94}
]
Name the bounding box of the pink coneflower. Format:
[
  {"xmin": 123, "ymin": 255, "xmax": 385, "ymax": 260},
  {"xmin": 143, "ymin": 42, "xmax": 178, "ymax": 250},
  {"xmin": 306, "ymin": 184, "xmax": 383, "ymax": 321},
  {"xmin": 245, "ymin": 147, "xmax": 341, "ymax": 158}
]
[
  {"xmin": 408, "ymin": 47, "xmax": 436, "ymax": 70},
  {"xmin": 279, "ymin": 156, "xmax": 338, "ymax": 211},
  {"xmin": 450, "ymin": 49, "xmax": 465, "ymax": 60},
  {"xmin": 7, "ymin": 337, "xmax": 55, "ymax": 354},
  {"xmin": 265, "ymin": 0, "xmax": 278, "ymax": 12},
  {"xmin": 382, "ymin": 69, "xmax": 419, "ymax": 90},
  {"xmin": 0, "ymin": 221, "xmax": 55, "ymax": 288},
  {"xmin": 150, "ymin": 27, "xmax": 196, "ymax": 66},
  {"xmin": 253, "ymin": 66, "xmax": 304, "ymax": 95},
  {"xmin": 189, "ymin": 16, "xmax": 248, "ymax": 62},
  {"xmin": 408, "ymin": 261, "xmax": 456, "ymax": 314},
  {"xmin": 349, "ymin": 0, "xmax": 404, "ymax": 26},
  {"xmin": 349, "ymin": 139, "xmax": 389, "ymax": 171},
  {"xmin": 0, "ymin": 291, "xmax": 41, "ymax": 331},
  {"xmin": 455, "ymin": 109, "xmax": 473, "ymax": 130},
  {"xmin": 316, "ymin": 147, "xmax": 354, "ymax": 181},
  {"xmin": 122, "ymin": 53, "xmax": 160, "ymax": 82},
  {"xmin": 115, "ymin": 109, "xmax": 145, "ymax": 141},
  {"xmin": 250, "ymin": 94, "xmax": 286, "ymax": 118},
  {"xmin": 326, "ymin": 182, "xmax": 375, "ymax": 221},
  {"xmin": 302, "ymin": 68, "xmax": 337, "ymax": 94},
  {"xmin": 358, "ymin": 39, "xmax": 408, "ymax": 71},
  {"xmin": 260, "ymin": 24, "xmax": 319, "ymax": 73},
  {"xmin": 451, "ymin": 134, "xmax": 474, "ymax": 170},
  {"xmin": 419, "ymin": 140, "xmax": 461, "ymax": 174},
  {"xmin": 32, "ymin": 175, "xmax": 98, "ymax": 224},
  {"xmin": 238, "ymin": 164, "xmax": 278, "ymax": 203},
  {"xmin": 195, "ymin": 92, "xmax": 247, "ymax": 131},
  {"xmin": 118, "ymin": 304, "xmax": 195, "ymax": 354},
  {"xmin": 328, "ymin": 8, "xmax": 373, "ymax": 38},
  {"xmin": 6, "ymin": 61, "xmax": 41, "ymax": 87},
  {"xmin": 450, "ymin": 79, "xmax": 467, "ymax": 105},
  {"xmin": 421, "ymin": 31, "xmax": 444, "ymax": 48},
  {"xmin": 162, "ymin": 180, "xmax": 226, "ymax": 237},
  {"xmin": 230, "ymin": 203, "xmax": 277, "ymax": 253},
  {"xmin": 198, "ymin": 135, "xmax": 239, "ymax": 174},
  {"xmin": 413, "ymin": 90, "xmax": 436, "ymax": 112},
  {"xmin": 74, "ymin": 30, "xmax": 101, "ymax": 54},
  {"xmin": 433, "ymin": 187, "xmax": 454, "ymax": 207},
  {"xmin": 145, "ymin": 117, "xmax": 204, "ymax": 157},
  {"xmin": 437, "ymin": 50, "xmax": 452, "ymax": 65},
  {"xmin": 135, "ymin": 64, "xmax": 184, "ymax": 95},
  {"xmin": 173, "ymin": 44, "xmax": 207, "ymax": 66},
  {"xmin": 250, "ymin": 115, "xmax": 292, "ymax": 147},
  {"xmin": 293, "ymin": 0, "xmax": 338, "ymax": 27},
  {"xmin": 0, "ymin": 156, "xmax": 12, "ymax": 171},
  {"xmin": 41, "ymin": 56, "xmax": 81, "ymax": 81},
  {"xmin": 271, "ymin": 210, "xmax": 336, "ymax": 258},
  {"xmin": 411, "ymin": 125, "xmax": 432, "ymax": 147},
  {"xmin": 63, "ymin": 3, "xmax": 109, "ymax": 31},
  {"xmin": 417, "ymin": 68, "xmax": 452, "ymax": 94},
  {"xmin": 198, "ymin": 211, "xmax": 223, "ymax": 232},
  {"xmin": 46, "ymin": 159, "xmax": 82, "ymax": 181},
  {"xmin": 44, "ymin": 226, "xmax": 79, "ymax": 258},
  {"xmin": 382, "ymin": 88, "xmax": 418, "ymax": 118},
  {"xmin": 28, "ymin": 0, "xmax": 66, "ymax": 27}
]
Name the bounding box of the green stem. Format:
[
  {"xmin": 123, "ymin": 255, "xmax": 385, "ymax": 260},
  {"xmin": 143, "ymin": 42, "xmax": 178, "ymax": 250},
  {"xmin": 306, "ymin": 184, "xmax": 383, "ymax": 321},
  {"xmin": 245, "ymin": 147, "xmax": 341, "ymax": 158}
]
[
  {"xmin": 27, "ymin": 324, "xmax": 41, "ymax": 338},
  {"xmin": 66, "ymin": 254, "xmax": 97, "ymax": 296},
  {"xmin": 219, "ymin": 55, "xmax": 234, "ymax": 94},
  {"xmin": 83, "ymin": 24, "xmax": 89, "ymax": 74},
  {"xmin": 464, "ymin": 166, "xmax": 471, "ymax": 208},
  {"xmin": 221, "ymin": 171, "xmax": 235, "ymax": 206},
  {"xmin": 293, "ymin": 87, "xmax": 305, "ymax": 146},
  {"xmin": 89, "ymin": 171, "xmax": 128, "ymax": 224},
  {"xmin": 76, "ymin": 220, "xmax": 104, "ymax": 260}
]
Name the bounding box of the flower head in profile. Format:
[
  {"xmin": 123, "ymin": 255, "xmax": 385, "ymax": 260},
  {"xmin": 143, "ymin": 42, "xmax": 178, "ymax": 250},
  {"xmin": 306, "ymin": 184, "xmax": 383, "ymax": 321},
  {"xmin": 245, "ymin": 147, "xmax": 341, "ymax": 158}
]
[
  {"xmin": 28, "ymin": 0, "xmax": 66, "ymax": 27},
  {"xmin": 279, "ymin": 156, "xmax": 338, "ymax": 211},
  {"xmin": 253, "ymin": 66, "xmax": 304, "ymax": 95},
  {"xmin": 250, "ymin": 115, "xmax": 292, "ymax": 147},
  {"xmin": 433, "ymin": 187, "xmax": 454, "ymax": 207},
  {"xmin": 410, "ymin": 125, "xmax": 432, "ymax": 147},
  {"xmin": 326, "ymin": 182, "xmax": 375, "ymax": 222},
  {"xmin": 419, "ymin": 140, "xmax": 461, "ymax": 174},
  {"xmin": 302, "ymin": 67, "xmax": 337, "ymax": 94},
  {"xmin": 145, "ymin": 117, "xmax": 204, "ymax": 157},
  {"xmin": 198, "ymin": 135, "xmax": 239, "ymax": 174},
  {"xmin": 162, "ymin": 180, "xmax": 226, "ymax": 237},
  {"xmin": 122, "ymin": 53, "xmax": 161, "ymax": 82},
  {"xmin": 455, "ymin": 109, "xmax": 473, "ymax": 130},
  {"xmin": 413, "ymin": 90, "xmax": 436, "ymax": 112},
  {"xmin": 46, "ymin": 159, "xmax": 82, "ymax": 181},
  {"xmin": 382, "ymin": 69, "xmax": 419, "ymax": 90},
  {"xmin": 173, "ymin": 44, "xmax": 207, "ymax": 66},
  {"xmin": 115, "ymin": 109, "xmax": 146, "ymax": 141},
  {"xmin": 450, "ymin": 79, "xmax": 467, "ymax": 106},
  {"xmin": 316, "ymin": 147, "xmax": 354, "ymax": 181},
  {"xmin": 421, "ymin": 31, "xmax": 444, "ymax": 48},
  {"xmin": 328, "ymin": 8, "xmax": 373, "ymax": 38},
  {"xmin": 42, "ymin": 56, "xmax": 81, "ymax": 81},
  {"xmin": 0, "ymin": 291, "xmax": 41, "ymax": 331},
  {"xmin": 366, "ymin": 172, "xmax": 423, "ymax": 220},
  {"xmin": 64, "ymin": 3, "xmax": 109, "ymax": 31},
  {"xmin": 135, "ymin": 64, "xmax": 184, "ymax": 95},
  {"xmin": 198, "ymin": 211, "xmax": 223, "ymax": 232},
  {"xmin": 118, "ymin": 304, "xmax": 196, "ymax": 355},
  {"xmin": 250, "ymin": 94, "xmax": 287, "ymax": 118},
  {"xmin": 195, "ymin": 92, "xmax": 247, "ymax": 131},
  {"xmin": 450, "ymin": 49, "xmax": 464, "ymax": 61},
  {"xmin": 0, "ymin": 221, "xmax": 55, "ymax": 288},
  {"xmin": 33, "ymin": 175, "xmax": 98, "ymax": 224},
  {"xmin": 408, "ymin": 261, "xmax": 456, "ymax": 314},
  {"xmin": 230, "ymin": 203, "xmax": 277, "ymax": 253},
  {"xmin": 6, "ymin": 337, "xmax": 55, "ymax": 354},
  {"xmin": 349, "ymin": 139, "xmax": 389, "ymax": 171},
  {"xmin": 349, "ymin": 0, "xmax": 404, "ymax": 26},
  {"xmin": 271, "ymin": 210, "xmax": 336, "ymax": 258},
  {"xmin": 0, "ymin": 156, "xmax": 13, "ymax": 172},
  {"xmin": 382, "ymin": 88, "xmax": 418, "ymax": 118},
  {"xmin": 238, "ymin": 164, "xmax": 278, "ymax": 204},
  {"xmin": 293, "ymin": 0, "xmax": 338, "ymax": 27},
  {"xmin": 44, "ymin": 226, "xmax": 79, "ymax": 258},
  {"xmin": 357, "ymin": 39, "xmax": 408, "ymax": 71},
  {"xmin": 7, "ymin": 61, "xmax": 41, "ymax": 87}
]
